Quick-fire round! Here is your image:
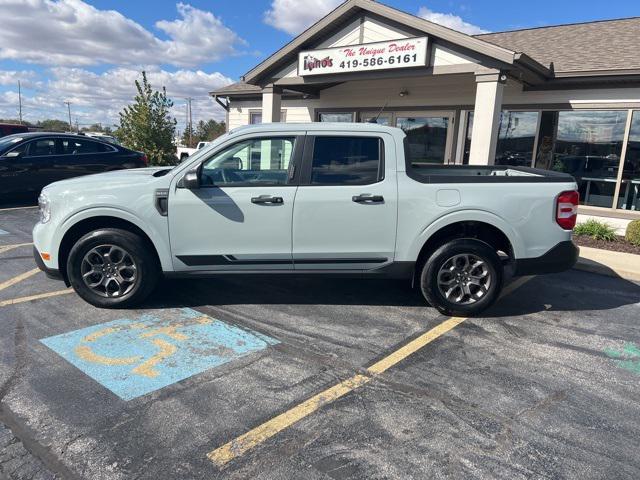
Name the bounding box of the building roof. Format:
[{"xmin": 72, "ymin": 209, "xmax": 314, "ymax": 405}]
[
  {"xmin": 476, "ymin": 17, "xmax": 640, "ymax": 75},
  {"xmin": 212, "ymin": 3, "xmax": 640, "ymax": 98},
  {"xmin": 211, "ymin": 82, "xmax": 262, "ymax": 95},
  {"xmin": 239, "ymin": 0, "xmax": 528, "ymax": 86}
]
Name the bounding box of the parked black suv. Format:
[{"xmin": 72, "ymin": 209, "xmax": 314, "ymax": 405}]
[{"xmin": 0, "ymin": 133, "xmax": 147, "ymax": 201}]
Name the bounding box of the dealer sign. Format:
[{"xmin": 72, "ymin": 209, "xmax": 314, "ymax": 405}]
[{"xmin": 298, "ymin": 37, "xmax": 429, "ymax": 76}]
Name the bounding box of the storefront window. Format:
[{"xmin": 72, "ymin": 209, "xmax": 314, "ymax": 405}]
[
  {"xmin": 319, "ymin": 112, "xmax": 354, "ymax": 122},
  {"xmin": 620, "ymin": 110, "xmax": 640, "ymax": 211},
  {"xmin": 536, "ymin": 110, "xmax": 628, "ymax": 208},
  {"xmin": 397, "ymin": 116, "xmax": 449, "ymax": 165},
  {"xmin": 462, "ymin": 111, "xmax": 538, "ymax": 166},
  {"xmin": 495, "ymin": 111, "xmax": 539, "ymax": 167}
]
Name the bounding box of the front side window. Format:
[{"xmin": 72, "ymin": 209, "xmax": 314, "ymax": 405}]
[
  {"xmin": 201, "ymin": 136, "xmax": 295, "ymax": 186},
  {"xmin": 310, "ymin": 136, "xmax": 382, "ymax": 185},
  {"xmin": 2, "ymin": 140, "xmax": 28, "ymax": 158}
]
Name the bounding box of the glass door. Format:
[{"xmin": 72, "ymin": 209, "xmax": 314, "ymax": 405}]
[{"xmin": 396, "ymin": 112, "xmax": 455, "ymax": 165}]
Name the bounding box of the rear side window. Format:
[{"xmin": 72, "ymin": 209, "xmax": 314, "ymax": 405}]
[
  {"xmin": 310, "ymin": 136, "xmax": 383, "ymax": 185},
  {"xmin": 59, "ymin": 139, "xmax": 112, "ymax": 155},
  {"xmin": 29, "ymin": 139, "xmax": 56, "ymax": 156}
]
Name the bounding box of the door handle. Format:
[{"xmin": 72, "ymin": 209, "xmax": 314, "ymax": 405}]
[
  {"xmin": 251, "ymin": 195, "xmax": 284, "ymax": 204},
  {"xmin": 352, "ymin": 194, "xmax": 384, "ymax": 203}
]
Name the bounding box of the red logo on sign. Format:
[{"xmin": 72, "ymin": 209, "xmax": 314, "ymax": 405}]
[{"xmin": 303, "ymin": 55, "xmax": 333, "ymax": 71}]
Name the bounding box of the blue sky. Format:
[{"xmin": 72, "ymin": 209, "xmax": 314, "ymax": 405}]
[{"xmin": 0, "ymin": 0, "xmax": 637, "ymax": 132}]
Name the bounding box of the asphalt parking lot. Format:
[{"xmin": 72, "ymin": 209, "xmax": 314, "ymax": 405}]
[{"xmin": 1, "ymin": 206, "xmax": 640, "ymax": 480}]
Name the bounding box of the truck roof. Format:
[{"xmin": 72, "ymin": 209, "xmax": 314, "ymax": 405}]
[{"xmin": 229, "ymin": 122, "xmax": 404, "ymax": 135}]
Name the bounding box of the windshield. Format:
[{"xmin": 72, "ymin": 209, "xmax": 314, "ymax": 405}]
[{"xmin": 0, "ymin": 135, "xmax": 24, "ymax": 155}]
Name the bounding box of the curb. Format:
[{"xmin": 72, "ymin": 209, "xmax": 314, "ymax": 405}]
[{"xmin": 574, "ymin": 246, "xmax": 640, "ymax": 282}]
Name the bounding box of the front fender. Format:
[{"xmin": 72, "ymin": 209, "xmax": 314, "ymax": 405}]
[
  {"xmin": 54, "ymin": 207, "xmax": 173, "ymax": 272},
  {"xmin": 405, "ymin": 209, "xmax": 525, "ymax": 262}
]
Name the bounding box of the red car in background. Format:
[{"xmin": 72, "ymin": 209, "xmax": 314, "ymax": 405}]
[{"xmin": 0, "ymin": 123, "xmax": 29, "ymax": 138}]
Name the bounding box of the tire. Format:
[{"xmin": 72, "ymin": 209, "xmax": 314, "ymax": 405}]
[
  {"xmin": 67, "ymin": 228, "xmax": 159, "ymax": 308},
  {"xmin": 419, "ymin": 238, "xmax": 503, "ymax": 317}
]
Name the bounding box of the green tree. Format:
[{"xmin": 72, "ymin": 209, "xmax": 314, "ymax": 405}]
[
  {"xmin": 37, "ymin": 119, "xmax": 71, "ymax": 132},
  {"xmin": 116, "ymin": 71, "xmax": 177, "ymax": 166},
  {"xmin": 181, "ymin": 123, "xmax": 197, "ymax": 148},
  {"xmin": 81, "ymin": 124, "xmax": 114, "ymax": 134},
  {"xmin": 194, "ymin": 119, "xmax": 226, "ymax": 142}
]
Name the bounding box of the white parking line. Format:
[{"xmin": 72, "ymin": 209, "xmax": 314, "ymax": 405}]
[
  {"xmin": 0, "ymin": 243, "xmax": 34, "ymax": 255},
  {"xmin": 0, "ymin": 206, "xmax": 38, "ymax": 212}
]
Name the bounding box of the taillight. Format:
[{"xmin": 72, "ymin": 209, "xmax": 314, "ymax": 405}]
[
  {"xmin": 556, "ymin": 190, "xmax": 579, "ymax": 230},
  {"xmin": 141, "ymin": 154, "xmax": 148, "ymax": 166}
]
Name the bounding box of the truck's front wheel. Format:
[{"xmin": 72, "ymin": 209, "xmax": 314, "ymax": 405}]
[
  {"xmin": 67, "ymin": 228, "xmax": 159, "ymax": 308},
  {"xmin": 420, "ymin": 238, "xmax": 503, "ymax": 317}
]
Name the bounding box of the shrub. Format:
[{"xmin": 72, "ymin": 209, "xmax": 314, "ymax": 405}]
[
  {"xmin": 573, "ymin": 219, "xmax": 618, "ymax": 241},
  {"xmin": 626, "ymin": 220, "xmax": 640, "ymax": 246}
]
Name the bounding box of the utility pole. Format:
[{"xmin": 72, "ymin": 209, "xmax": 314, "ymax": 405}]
[
  {"xmin": 64, "ymin": 101, "xmax": 72, "ymax": 131},
  {"xmin": 185, "ymin": 97, "xmax": 193, "ymax": 147},
  {"xmin": 18, "ymin": 81, "xmax": 23, "ymax": 124}
]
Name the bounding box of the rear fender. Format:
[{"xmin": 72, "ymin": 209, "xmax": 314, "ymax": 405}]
[{"xmin": 406, "ymin": 210, "xmax": 525, "ymax": 262}]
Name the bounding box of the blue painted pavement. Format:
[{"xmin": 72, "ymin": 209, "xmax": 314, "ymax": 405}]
[{"xmin": 41, "ymin": 308, "xmax": 279, "ymax": 400}]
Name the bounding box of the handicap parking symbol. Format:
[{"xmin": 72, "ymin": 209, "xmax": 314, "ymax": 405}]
[{"xmin": 41, "ymin": 308, "xmax": 279, "ymax": 400}]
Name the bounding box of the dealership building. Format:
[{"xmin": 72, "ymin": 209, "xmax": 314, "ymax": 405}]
[{"xmin": 211, "ymin": 0, "xmax": 640, "ymax": 230}]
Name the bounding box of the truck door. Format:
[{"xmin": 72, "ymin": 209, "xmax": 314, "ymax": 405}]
[
  {"xmin": 169, "ymin": 133, "xmax": 303, "ymax": 271},
  {"xmin": 292, "ymin": 132, "xmax": 398, "ymax": 270}
]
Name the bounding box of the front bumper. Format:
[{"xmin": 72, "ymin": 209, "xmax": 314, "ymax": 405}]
[
  {"xmin": 33, "ymin": 246, "xmax": 65, "ymax": 282},
  {"xmin": 513, "ymin": 241, "xmax": 579, "ymax": 276}
]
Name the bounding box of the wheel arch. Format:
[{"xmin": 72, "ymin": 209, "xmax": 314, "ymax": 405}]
[
  {"xmin": 411, "ymin": 212, "xmax": 522, "ymax": 284},
  {"xmin": 57, "ymin": 215, "xmax": 164, "ymax": 284}
]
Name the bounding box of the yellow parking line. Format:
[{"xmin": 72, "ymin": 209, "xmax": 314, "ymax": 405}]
[
  {"xmin": 0, "ymin": 289, "xmax": 73, "ymax": 308},
  {"xmin": 0, "ymin": 242, "xmax": 34, "ymax": 255},
  {"xmin": 0, "ymin": 268, "xmax": 40, "ymax": 292},
  {"xmin": 207, "ymin": 275, "xmax": 534, "ymax": 467}
]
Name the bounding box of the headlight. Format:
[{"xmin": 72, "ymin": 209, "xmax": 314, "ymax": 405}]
[{"xmin": 38, "ymin": 193, "xmax": 51, "ymax": 223}]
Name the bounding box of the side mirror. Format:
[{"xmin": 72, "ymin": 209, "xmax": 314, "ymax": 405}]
[
  {"xmin": 4, "ymin": 151, "xmax": 22, "ymax": 159},
  {"xmin": 181, "ymin": 168, "xmax": 200, "ymax": 189}
]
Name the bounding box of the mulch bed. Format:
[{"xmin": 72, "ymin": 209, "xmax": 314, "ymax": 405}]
[{"xmin": 573, "ymin": 234, "xmax": 640, "ymax": 256}]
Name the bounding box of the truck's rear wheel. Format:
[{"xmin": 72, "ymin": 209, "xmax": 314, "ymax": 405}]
[
  {"xmin": 420, "ymin": 238, "xmax": 503, "ymax": 317},
  {"xmin": 67, "ymin": 228, "xmax": 159, "ymax": 308}
]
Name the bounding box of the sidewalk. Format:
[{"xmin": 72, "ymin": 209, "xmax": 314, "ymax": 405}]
[{"xmin": 576, "ymin": 246, "xmax": 640, "ymax": 282}]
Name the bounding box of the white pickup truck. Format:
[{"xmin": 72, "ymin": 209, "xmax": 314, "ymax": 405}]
[
  {"xmin": 33, "ymin": 123, "xmax": 579, "ymax": 315},
  {"xmin": 176, "ymin": 141, "xmax": 211, "ymax": 161}
]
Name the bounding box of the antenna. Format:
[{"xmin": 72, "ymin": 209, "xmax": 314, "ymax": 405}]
[{"xmin": 369, "ymin": 99, "xmax": 389, "ymax": 123}]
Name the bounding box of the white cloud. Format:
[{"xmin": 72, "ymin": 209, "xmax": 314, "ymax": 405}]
[
  {"xmin": 0, "ymin": 68, "xmax": 233, "ymax": 128},
  {"xmin": 264, "ymin": 0, "xmax": 342, "ymax": 35},
  {"xmin": 0, "ymin": 0, "xmax": 245, "ymax": 67},
  {"xmin": 0, "ymin": 70, "xmax": 39, "ymax": 88},
  {"xmin": 417, "ymin": 7, "xmax": 488, "ymax": 35}
]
